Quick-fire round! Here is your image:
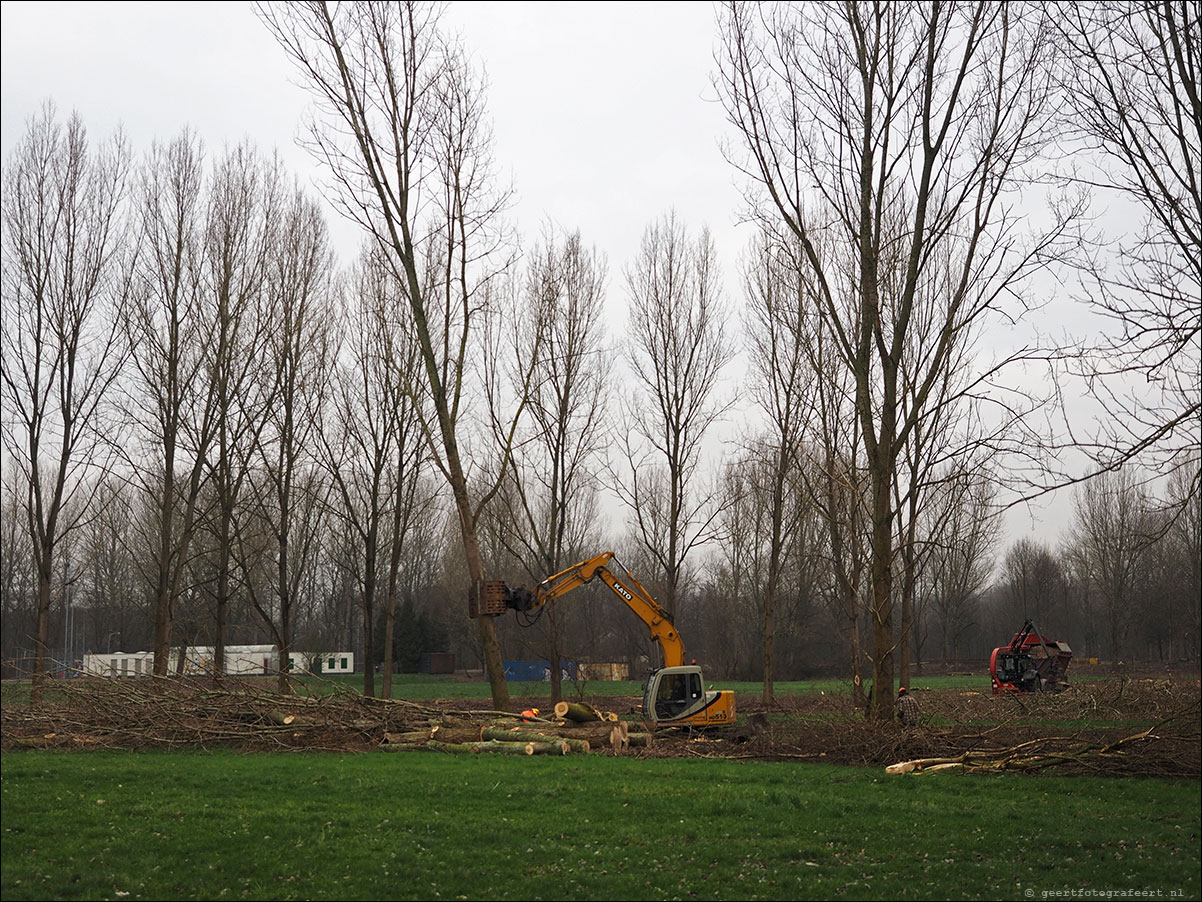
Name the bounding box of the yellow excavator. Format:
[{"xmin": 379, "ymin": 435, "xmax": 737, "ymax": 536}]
[{"xmin": 486, "ymin": 551, "xmax": 736, "ymax": 728}]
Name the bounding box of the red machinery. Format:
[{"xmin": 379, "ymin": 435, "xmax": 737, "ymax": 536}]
[{"xmin": 990, "ymin": 619, "xmax": 1072, "ymax": 694}]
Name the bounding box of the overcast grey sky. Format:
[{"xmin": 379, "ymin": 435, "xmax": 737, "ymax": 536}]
[
  {"xmin": 0, "ymin": 0, "xmax": 1074, "ymax": 547},
  {"xmin": 1, "ymin": 1, "xmax": 745, "ymax": 289}
]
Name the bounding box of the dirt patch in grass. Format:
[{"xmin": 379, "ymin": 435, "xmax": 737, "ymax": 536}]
[{"xmin": 2, "ymin": 675, "xmax": 1197, "ymax": 776}]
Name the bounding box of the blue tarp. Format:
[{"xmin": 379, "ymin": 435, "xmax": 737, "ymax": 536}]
[{"xmin": 502, "ymin": 660, "xmax": 578, "ymax": 681}]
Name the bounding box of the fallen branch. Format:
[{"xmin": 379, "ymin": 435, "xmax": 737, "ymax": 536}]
[{"xmin": 886, "ymin": 713, "xmax": 1197, "ymax": 775}]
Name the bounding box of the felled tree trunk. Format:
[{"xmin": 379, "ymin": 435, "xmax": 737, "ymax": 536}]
[
  {"xmin": 427, "ymin": 724, "xmax": 486, "ymax": 744},
  {"xmin": 554, "ymin": 701, "xmax": 617, "ymax": 722},
  {"xmin": 540, "ymin": 722, "xmax": 651, "ymax": 745},
  {"xmin": 482, "ymin": 726, "xmax": 590, "ymax": 753},
  {"xmin": 428, "ymin": 739, "xmax": 569, "ymax": 755}
]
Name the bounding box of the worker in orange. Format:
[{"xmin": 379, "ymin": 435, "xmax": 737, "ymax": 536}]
[
  {"xmin": 895, "ymin": 687, "xmax": 919, "ymax": 725},
  {"xmin": 520, "ymin": 707, "xmax": 541, "ymax": 722}
]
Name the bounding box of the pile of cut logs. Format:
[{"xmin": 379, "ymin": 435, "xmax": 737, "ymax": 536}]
[{"xmin": 386, "ymin": 701, "xmax": 654, "ymax": 755}]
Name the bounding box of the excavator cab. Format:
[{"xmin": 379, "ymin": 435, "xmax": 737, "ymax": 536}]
[{"xmin": 643, "ymin": 665, "xmax": 735, "ymax": 726}]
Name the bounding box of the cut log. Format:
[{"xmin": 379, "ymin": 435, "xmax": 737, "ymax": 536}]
[
  {"xmin": 263, "ymin": 710, "xmax": 296, "ymax": 726},
  {"xmin": 886, "ymin": 758, "xmax": 965, "ymax": 774},
  {"xmin": 482, "ymin": 726, "xmax": 560, "ymax": 744},
  {"xmin": 12, "ymin": 736, "xmax": 56, "ymax": 748},
  {"xmin": 474, "ymin": 740, "xmax": 536, "ymax": 755},
  {"xmin": 429, "ymin": 740, "xmax": 533, "ymax": 755},
  {"xmin": 480, "ymin": 727, "xmax": 588, "ymax": 752},
  {"xmin": 426, "ymin": 739, "xmax": 573, "ymax": 756},
  {"xmin": 534, "ymin": 722, "xmax": 636, "ymax": 745},
  {"xmin": 610, "ymin": 720, "xmax": 630, "ymax": 753},
  {"xmin": 428, "ymin": 724, "xmax": 485, "ymax": 744},
  {"xmin": 384, "ymin": 730, "xmax": 435, "ymax": 744},
  {"xmin": 554, "ymin": 701, "xmax": 603, "ymax": 722},
  {"xmin": 525, "ymin": 741, "xmax": 572, "ymax": 755},
  {"xmin": 627, "ymin": 732, "xmax": 654, "ymax": 748}
]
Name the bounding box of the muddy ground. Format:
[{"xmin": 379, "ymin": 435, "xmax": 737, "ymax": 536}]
[
  {"xmin": 457, "ymin": 678, "xmax": 1201, "ymax": 774},
  {"xmin": 3, "ymin": 675, "xmax": 1197, "ymax": 776}
]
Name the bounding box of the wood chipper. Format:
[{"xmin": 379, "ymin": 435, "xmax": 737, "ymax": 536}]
[{"xmin": 990, "ymin": 619, "xmax": 1072, "ymax": 694}]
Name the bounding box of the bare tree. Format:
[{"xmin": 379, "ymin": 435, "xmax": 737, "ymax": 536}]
[
  {"xmin": 802, "ymin": 308, "xmax": 873, "ymax": 710},
  {"xmin": 76, "ymin": 474, "xmax": 145, "ymax": 657},
  {"xmin": 320, "ymin": 247, "xmax": 428, "ymax": 697},
  {"xmin": 717, "ymin": 1, "xmax": 1071, "ymax": 718},
  {"xmin": 776, "ymin": 467, "xmax": 828, "ymax": 677},
  {"xmin": 1160, "ymin": 469, "xmax": 1201, "ymax": 660},
  {"xmin": 741, "ymin": 228, "xmax": 817, "ymax": 702},
  {"xmin": 0, "ymin": 471, "xmax": 38, "ymax": 671},
  {"xmin": 617, "ymin": 211, "xmax": 733, "ymax": 620},
  {"xmin": 710, "ymin": 439, "xmax": 826, "ymax": 684},
  {"xmin": 1, "ymin": 105, "xmax": 132, "ymax": 702},
  {"xmin": 120, "ymin": 130, "xmax": 219, "ymax": 676},
  {"xmin": 1064, "ymin": 467, "xmax": 1157, "ymax": 663},
  {"xmin": 196, "ymin": 144, "xmax": 282, "ymax": 677},
  {"xmin": 893, "ymin": 241, "xmax": 997, "ymax": 688},
  {"xmin": 763, "ymin": 234, "xmax": 876, "ymax": 705},
  {"xmin": 382, "ymin": 486, "xmax": 446, "ymax": 680},
  {"xmin": 1057, "ymin": 1, "xmax": 1200, "ymax": 500},
  {"xmin": 485, "ymin": 227, "xmax": 611, "ymax": 703},
  {"xmin": 259, "ymin": 0, "xmax": 534, "ymax": 709},
  {"xmin": 711, "ymin": 452, "xmax": 767, "ymax": 679},
  {"xmin": 1000, "ymin": 537, "xmax": 1069, "ymax": 630},
  {"xmin": 237, "ymin": 183, "xmax": 336, "ymax": 693},
  {"xmin": 922, "ymin": 469, "xmax": 1000, "ymax": 664},
  {"xmin": 377, "ymin": 366, "xmax": 434, "ymax": 699}
]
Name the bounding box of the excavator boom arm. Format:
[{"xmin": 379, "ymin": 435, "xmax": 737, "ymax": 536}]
[
  {"xmin": 528, "ymin": 552, "xmax": 685, "ymax": 668},
  {"xmin": 499, "ymin": 552, "xmax": 736, "ymax": 726}
]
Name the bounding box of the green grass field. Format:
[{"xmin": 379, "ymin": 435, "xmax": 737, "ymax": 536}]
[
  {"xmin": 2, "ymin": 673, "xmax": 1197, "ymax": 901},
  {"xmin": 2, "ymin": 749, "xmax": 1198, "ymax": 902}
]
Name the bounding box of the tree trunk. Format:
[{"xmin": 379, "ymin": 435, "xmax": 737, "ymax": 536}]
[
  {"xmin": 548, "ymin": 609, "xmax": 564, "ymax": 705},
  {"xmin": 382, "ymin": 587, "xmax": 396, "ymax": 698},
  {"xmin": 361, "ymin": 535, "xmax": 377, "ymax": 699},
  {"xmin": 215, "ymin": 536, "xmax": 230, "ymax": 679},
  {"xmin": 554, "ymin": 701, "xmax": 611, "ymax": 722},
  {"xmin": 152, "ymin": 461, "xmax": 176, "ymax": 677},
  {"xmin": 450, "ymin": 462, "xmax": 509, "ymax": 711},
  {"xmin": 868, "ymin": 464, "xmax": 896, "ymax": 721},
  {"xmin": 899, "ymin": 534, "xmax": 915, "ymax": 690},
  {"xmin": 30, "ymin": 562, "xmax": 52, "ymax": 706},
  {"xmin": 762, "ymin": 442, "xmax": 789, "ymax": 706}
]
